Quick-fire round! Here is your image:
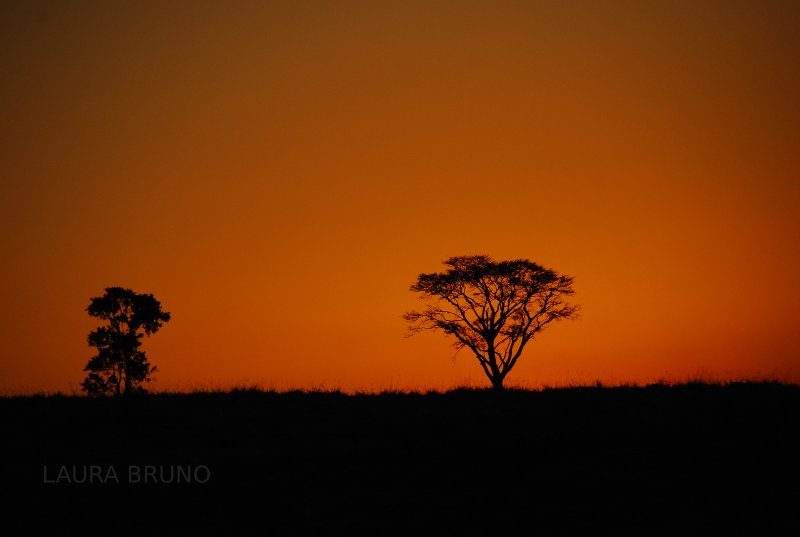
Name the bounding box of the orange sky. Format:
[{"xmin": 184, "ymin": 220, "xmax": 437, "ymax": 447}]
[{"xmin": 1, "ymin": 1, "xmax": 798, "ymax": 394}]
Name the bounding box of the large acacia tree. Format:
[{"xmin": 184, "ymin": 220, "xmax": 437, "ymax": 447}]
[
  {"xmin": 81, "ymin": 287, "xmax": 171, "ymax": 396},
  {"xmin": 404, "ymin": 255, "xmax": 578, "ymax": 390}
]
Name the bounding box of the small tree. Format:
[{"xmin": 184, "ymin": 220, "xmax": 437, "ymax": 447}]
[
  {"xmin": 81, "ymin": 287, "xmax": 171, "ymax": 396},
  {"xmin": 403, "ymin": 255, "xmax": 578, "ymax": 390}
]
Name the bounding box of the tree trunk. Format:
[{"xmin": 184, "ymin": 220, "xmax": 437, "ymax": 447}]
[
  {"xmin": 490, "ymin": 375, "xmax": 505, "ymax": 391},
  {"xmin": 487, "ymin": 344, "xmax": 504, "ymax": 391}
]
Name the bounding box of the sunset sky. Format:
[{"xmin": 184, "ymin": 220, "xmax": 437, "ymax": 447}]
[{"xmin": 1, "ymin": 0, "xmax": 798, "ymax": 394}]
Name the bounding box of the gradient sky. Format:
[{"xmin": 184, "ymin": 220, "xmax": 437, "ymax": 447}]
[{"xmin": 1, "ymin": 0, "xmax": 798, "ymax": 394}]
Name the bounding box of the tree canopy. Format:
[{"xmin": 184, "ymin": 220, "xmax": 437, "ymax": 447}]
[{"xmin": 403, "ymin": 255, "xmax": 578, "ymax": 389}]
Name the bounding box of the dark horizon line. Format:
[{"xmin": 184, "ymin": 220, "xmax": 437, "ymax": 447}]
[{"xmin": 2, "ymin": 378, "xmax": 798, "ymax": 399}]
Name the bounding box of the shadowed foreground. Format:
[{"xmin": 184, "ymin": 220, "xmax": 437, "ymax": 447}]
[{"xmin": 3, "ymin": 383, "xmax": 799, "ymax": 535}]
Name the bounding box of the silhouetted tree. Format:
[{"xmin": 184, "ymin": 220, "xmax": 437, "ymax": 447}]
[
  {"xmin": 81, "ymin": 287, "xmax": 171, "ymax": 397},
  {"xmin": 404, "ymin": 255, "xmax": 578, "ymax": 390}
]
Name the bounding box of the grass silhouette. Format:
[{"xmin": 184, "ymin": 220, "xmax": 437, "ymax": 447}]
[{"xmin": 3, "ymin": 382, "xmax": 798, "ymax": 534}]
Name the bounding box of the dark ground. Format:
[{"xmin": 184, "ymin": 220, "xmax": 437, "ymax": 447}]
[{"xmin": 2, "ymin": 382, "xmax": 799, "ymax": 535}]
